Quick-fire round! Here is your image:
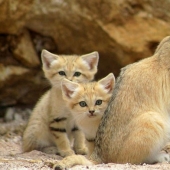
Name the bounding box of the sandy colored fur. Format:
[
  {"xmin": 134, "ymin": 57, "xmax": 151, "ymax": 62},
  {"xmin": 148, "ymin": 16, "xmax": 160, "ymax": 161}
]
[
  {"xmin": 61, "ymin": 73, "xmax": 114, "ymax": 155},
  {"xmin": 92, "ymin": 36, "xmax": 170, "ymax": 164},
  {"xmin": 53, "ymin": 36, "xmax": 170, "ymax": 169},
  {"xmin": 22, "ymin": 50, "xmax": 99, "ymax": 157},
  {"xmin": 53, "ymin": 74, "xmax": 114, "ymax": 169}
]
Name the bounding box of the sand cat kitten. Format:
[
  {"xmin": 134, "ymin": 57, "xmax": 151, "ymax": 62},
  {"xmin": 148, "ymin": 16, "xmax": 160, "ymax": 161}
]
[
  {"xmin": 22, "ymin": 50, "xmax": 99, "ymax": 157},
  {"xmin": 61, "ymin": 73, "xmax": 115, "ymax": 156},
  {"xmin": 53, "ymin": 36, "xmax": 170, "ymax": 169},
  {"xmin": 53, "ymin": 73, "xmax": 114, "ymax": 169}
]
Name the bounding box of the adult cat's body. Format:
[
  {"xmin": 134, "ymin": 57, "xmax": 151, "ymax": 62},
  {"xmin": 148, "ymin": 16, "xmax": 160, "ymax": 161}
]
[
  {"xmin": 22, "ymin": 50, "xmax": 99, "ymax": 157},
  {"xmin": 91, "ymin": 36, "xmax": 170, "ymax": 164},
  {"xmin": 54, "ymin": 36, "xmax": 170, "ymax": 169},
  {"xmin": 61, "ymin": 73, "xmax": 115, "ymax": 156}
]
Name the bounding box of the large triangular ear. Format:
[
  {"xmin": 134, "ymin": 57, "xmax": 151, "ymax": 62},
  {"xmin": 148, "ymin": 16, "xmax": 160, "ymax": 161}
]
[
  {"xmin": 98, "ymin": 73, "xmax": 115, "ymax": 93},
  {"xmin": 81, "ymin": 51, "xmax": 99, "ymax": 70},
  {"xmin": 41, "ymin": 49, "xmax": 58, "ymax": 69},
  {"xmin": 154, "ymin": 36, "xmax": 170, "ymax": 54},
  {"xmin": 61, "ymin": 79, "xmax": 80, "ymax": 100}
]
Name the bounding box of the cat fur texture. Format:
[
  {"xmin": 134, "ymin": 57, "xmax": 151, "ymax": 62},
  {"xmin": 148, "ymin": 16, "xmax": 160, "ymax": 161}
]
[
  {"xmin": 53, "ymin": 36, "xmax": 170, "ymax": 169},
  {"xmin": 22, "ymin": 50, "xmax": 99, "ymax": 157}
]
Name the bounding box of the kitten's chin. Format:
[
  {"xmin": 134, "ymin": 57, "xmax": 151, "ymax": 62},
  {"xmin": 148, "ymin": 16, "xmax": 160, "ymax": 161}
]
[
  {"xmin": 75, "ymin": 78, "xmax": 92, "ymax": 83},
  {"xmin": 87, "ymin": 114, "xmax": 97, "ymax": 118}
]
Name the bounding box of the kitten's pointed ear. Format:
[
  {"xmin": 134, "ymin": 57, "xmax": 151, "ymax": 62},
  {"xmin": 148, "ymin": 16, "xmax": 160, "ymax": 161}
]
[
  {"xmin": 81, "ymin": 51, "xmax": 99, "ymax": 70},
  {"xmin": 61, "ymin": 79, "xmax": 79, "ymax": 100},
  {"xmin": 98, "ymin": 73, "xmax": 115, "ymax": 93},
  {"xmin": 41, "ymin": 49, "xmax": 58, "ymax": 69}
]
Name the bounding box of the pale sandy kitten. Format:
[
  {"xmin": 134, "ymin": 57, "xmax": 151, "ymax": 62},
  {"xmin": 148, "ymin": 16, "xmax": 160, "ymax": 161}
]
[
  {"xmin": 61, "ymin": 73, "xmax": 115, "ymax": 156},
  {"xmin": 22, "ymin": 49, "xmax": 99, "ymax": 157},
  {"xmin": 53, "ymin": 36, "xmax": 170, "ymax": 169},
  {"xmin": 52, "ymin": 73, "xmax": 114, "ymax": 169}
]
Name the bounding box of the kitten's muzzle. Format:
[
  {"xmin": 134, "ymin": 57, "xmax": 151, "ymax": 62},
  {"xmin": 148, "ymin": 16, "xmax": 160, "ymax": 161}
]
[{"xmin": 89, "ymin": 110, "xmax": 95, "ymax": 116}]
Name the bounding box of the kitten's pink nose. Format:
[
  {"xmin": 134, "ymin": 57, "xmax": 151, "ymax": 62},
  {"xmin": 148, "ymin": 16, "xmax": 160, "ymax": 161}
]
[{"xmin": 89, "ymin": 110, "xmax": 95, "ymax": 115}]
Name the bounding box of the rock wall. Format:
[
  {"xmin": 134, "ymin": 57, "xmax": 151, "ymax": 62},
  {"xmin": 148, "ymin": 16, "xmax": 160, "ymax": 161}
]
[{"xmin": 0, "ymin": 0, "xmax": 170, "ymax": 111}]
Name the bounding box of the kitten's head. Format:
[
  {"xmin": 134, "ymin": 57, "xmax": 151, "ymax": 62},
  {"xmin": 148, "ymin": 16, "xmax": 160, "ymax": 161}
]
[
  {"xmin": 41, "ymin": 50, "xmax": 99, "ymax": 87},
  {"xmin": 61, "ymin": 73, "xmax": 115, "ymax": 121}
]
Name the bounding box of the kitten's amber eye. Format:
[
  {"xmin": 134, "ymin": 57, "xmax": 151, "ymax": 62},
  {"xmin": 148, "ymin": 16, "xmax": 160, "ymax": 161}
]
[
  {"xmin": 95, "ymin": 100, "xmax": 102, "ymax": 105},
  {"xmin": 58, "ymin": 71, "xmax": 66, "ymax": 76},
  {"xmin": 79, "ymin": 101, "xmax": 87, "ymax": 107},
  {"xmin": 74, "ymin": 72, "xmax": 81, "ymax": 77}
]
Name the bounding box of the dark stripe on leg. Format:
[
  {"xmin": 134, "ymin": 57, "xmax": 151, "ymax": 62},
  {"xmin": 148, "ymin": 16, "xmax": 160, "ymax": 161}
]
[
  {"xmin": 50, "ymin": 127, "xmax": 66, "ymax": 132},
  {"xmin": 86, "ymin": 138, "xmax": 95, "ymax": 142},
  {"xmin": 50, "ymin": 117, "xmax": 67, "ymax": 123},
  {"xmin": 52, "ymin": 133, "xmax": 59, "ymax": 139},
  {"xmin": 72, "ymin": 127, "xmax": 79, "ymax": 131}
]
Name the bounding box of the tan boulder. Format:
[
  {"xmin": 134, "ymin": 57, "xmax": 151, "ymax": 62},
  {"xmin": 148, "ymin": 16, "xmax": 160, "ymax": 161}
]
[
  {"xmin": 12, "ymin": 29, "xmax": 40, "ymax": 68},
  {"xmin": 0, "ymin": 0, "xmax": 34, "ymax": 34},
  {"xmin": 25, "ymin": 0, "xmax": 170, "ymax": 77}
]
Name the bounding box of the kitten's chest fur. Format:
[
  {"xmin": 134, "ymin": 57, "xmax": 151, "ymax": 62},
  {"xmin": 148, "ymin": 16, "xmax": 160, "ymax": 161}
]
[{"xmin": 77, "ymin": 118, "xmax": 100, "ymax": 139}]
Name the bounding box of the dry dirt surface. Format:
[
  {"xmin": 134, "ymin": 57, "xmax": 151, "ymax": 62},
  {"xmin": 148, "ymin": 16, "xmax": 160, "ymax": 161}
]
[{"xmin": 1, "ymin": 109, "xmax": 170, "ymax": 170}]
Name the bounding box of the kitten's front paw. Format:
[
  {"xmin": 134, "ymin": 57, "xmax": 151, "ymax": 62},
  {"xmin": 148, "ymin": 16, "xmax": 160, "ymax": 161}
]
[
  {"xmin": 74, "ymin": 146, "xmax": 88, "ymax": 155},
  {"xmin": 57, "ymin": 149, "xmax": 75, "ymax": 157}
]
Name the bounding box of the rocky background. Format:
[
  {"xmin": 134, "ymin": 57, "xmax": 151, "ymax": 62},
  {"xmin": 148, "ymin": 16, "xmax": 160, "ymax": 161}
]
[
  {"xmin": 1, "ymin": 0, "xmax": 170, "ymax": 169},
  {"xmin": 1, "ymin": 0, "xmax": 170, "ymax": 112}
]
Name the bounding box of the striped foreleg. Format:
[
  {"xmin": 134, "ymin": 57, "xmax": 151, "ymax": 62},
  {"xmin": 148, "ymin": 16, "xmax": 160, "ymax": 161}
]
[{"xmin": 49, "ymin": 117, "xmax": 75, "ymax": 157}]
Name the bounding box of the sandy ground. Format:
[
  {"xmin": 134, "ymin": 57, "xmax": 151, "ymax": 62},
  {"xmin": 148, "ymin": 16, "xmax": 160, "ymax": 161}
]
[{"xmin": 0, "ymin": 110, "xmax": 170, "ymax": 170}]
